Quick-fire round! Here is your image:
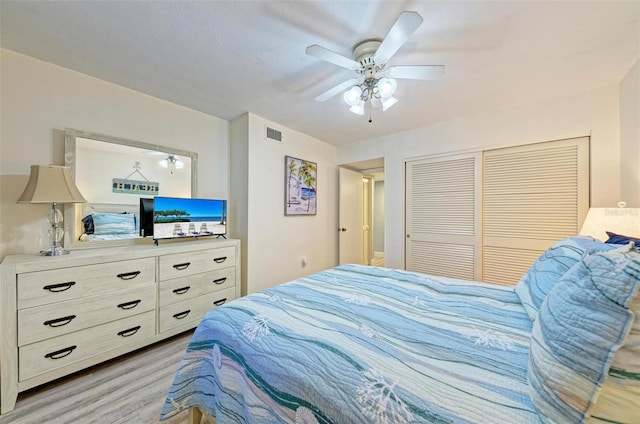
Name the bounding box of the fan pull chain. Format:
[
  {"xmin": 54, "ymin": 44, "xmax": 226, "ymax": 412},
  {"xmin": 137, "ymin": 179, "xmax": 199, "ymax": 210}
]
[{"xmin": 368, "ymin": 102, "xmax": 373, "ymax": 123}]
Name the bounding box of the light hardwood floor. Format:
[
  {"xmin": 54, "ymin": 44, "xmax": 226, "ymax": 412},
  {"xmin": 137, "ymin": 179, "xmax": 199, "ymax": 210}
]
[{"xmin": 0, "ymin": 330, "xmax": 195, "ymax": 424}]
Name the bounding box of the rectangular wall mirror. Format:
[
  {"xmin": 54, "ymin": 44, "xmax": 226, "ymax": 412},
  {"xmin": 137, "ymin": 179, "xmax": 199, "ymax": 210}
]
[{"xmin": 64, "ymin": 128, "xmax": 198, "ymax": 249}]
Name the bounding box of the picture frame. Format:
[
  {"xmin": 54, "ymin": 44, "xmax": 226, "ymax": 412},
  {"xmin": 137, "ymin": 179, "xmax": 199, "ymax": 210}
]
[{"xmin": 285, "ymin": 156, "xmax": 317, "ymax": 216}]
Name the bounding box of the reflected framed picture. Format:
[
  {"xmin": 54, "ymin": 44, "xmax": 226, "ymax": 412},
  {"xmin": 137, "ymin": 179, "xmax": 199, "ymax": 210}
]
[{"xmin": 285, "ymin": 156, "xmax": 317, "ymax": 216}]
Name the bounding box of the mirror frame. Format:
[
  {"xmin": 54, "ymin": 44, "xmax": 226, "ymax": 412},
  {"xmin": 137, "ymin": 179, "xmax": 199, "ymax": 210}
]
[{"xmin": 63, "ymin": 128, "xmax": 198, "ymax": 249}]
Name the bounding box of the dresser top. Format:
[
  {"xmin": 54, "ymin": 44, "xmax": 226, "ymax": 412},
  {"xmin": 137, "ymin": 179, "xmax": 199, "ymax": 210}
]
[{"xmin": 1, "ymin": 238, "xmax": 240, "ymax": 272}]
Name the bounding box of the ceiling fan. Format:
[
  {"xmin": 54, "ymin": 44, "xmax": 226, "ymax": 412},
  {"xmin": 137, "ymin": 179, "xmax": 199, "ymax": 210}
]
[{"xmin": 306, "ymin": 11, "xmax": 444, "ymax": 117}]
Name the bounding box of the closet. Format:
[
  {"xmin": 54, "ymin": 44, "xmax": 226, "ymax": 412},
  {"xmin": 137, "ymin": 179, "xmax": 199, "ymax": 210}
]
[{"xmin": 406, "ymin": 136, "xmax": 589, "ymax": 285}]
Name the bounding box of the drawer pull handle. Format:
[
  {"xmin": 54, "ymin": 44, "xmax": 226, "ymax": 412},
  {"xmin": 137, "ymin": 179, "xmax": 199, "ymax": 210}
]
[
  {"xmin": 43, "ymin": 315, "xmax": 77, "ymax": 327},
  {"xmin": 213, "ymin": 298, "xmax": 227, "ymax": 307},
  {"xmin": 117, "ymin": 300, "xmax": 141, "ymax": 310},
  {"xmin": 45, "ymin": 345, "xmax": 77, "ymax": 360},
  {"xmin": 213, "ymin": 277, "xmax": 227, "ymax": 285},
  {"xmin": 117, "ymin": 271, "xmax": 141, "ymax": 280},
  {"xmin": 172, "ymin": 262, "xmax": 191, "ymax": 270},
  {"xmin": 173, "ymin": 310, "xmax": 191, "ymax": 319},
  {"xmin": 213, "ymin": 256, "xmax": 227, "ymax": 263},
  {"xmin": 43, "ymin": 281, "xmax": 76, "ymax": 292},
  {"xmin": 117, "ymin": 326, "xmax": 141, "ymax": 337},
  {"xmin": 173, "ymin": 286, "xmax": 191, "ymax": 295}
]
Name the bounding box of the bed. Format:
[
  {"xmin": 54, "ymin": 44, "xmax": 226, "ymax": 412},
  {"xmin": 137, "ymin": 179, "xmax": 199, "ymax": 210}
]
[
  {"xmin": 76, "ymin": 202, "xmax": 140, "ymax": 241},
  {"xmin": 160, "ymin": 236, "xmax": 640, "ymax": 424}
]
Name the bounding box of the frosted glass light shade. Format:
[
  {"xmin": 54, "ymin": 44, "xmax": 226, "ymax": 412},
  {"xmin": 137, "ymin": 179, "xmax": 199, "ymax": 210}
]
[
  {"xmin": 381, "ymin": 96, "xmax": 398, "ymax": 111},
  {"xmin": 378, "ymin": 78, "xmax": 397, "ymax": 98},
  {"xmin": 343, "ymin": 86, "xmax": 362, "ymax": 106},
  {"xmin": 349, "ymin": 101, "xmax": 365, "ymax": 115}
]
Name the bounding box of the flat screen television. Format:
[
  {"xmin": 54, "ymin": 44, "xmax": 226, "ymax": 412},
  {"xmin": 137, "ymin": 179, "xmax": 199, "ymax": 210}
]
[
  {"xmin": 152, "ymin": 196, "xmax": 227, "ymax": 241},
  {"xmin": 139, "ymin": 198, "xmax": 154, "ymax": 237}
]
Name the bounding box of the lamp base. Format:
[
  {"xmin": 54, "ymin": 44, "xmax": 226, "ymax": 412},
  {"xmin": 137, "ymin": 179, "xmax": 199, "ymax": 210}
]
[{"xmin": 40, "ymin": 246, "xmax": 70, "ymax": 256}]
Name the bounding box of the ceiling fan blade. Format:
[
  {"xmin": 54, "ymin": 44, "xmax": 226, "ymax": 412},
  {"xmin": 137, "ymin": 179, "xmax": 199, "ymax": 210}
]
[
  {"xmin": 385, "ymin": 65, "xmax": 445, "ymax": 80},
  {"xmin": 306, "ymin": 44, "xmax": 360, "ymax": 71},
  {"xmin": 315, "ymin": 78, "xmax": 360, "ymax": 102},
  {"xmin": 374, "ymin": 11, "xmax": 423, "ymax": 64}
]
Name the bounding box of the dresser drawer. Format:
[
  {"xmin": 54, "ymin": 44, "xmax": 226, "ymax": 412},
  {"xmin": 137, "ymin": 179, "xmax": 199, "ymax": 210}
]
[
  {"xmin": 158, "ymin": 267, "xmax": 235, "ymax": 307},
  {"xmin": 19, "ymin": 310, "xmax": 155, "ymax": 381},
  {"xmin": 158, "ymin": 246, "xmax": 235, "ymax": 281},
  {"xmin": 159, "ymin": 286, "xmax": 236, "ymax": 333},
  {"xmin": 18, "ymin": 285, "xmax": 156, "ymax": 346},
  {"xmin": 17, "ymin": 258, "xmax": 156, "ymax": 309}
]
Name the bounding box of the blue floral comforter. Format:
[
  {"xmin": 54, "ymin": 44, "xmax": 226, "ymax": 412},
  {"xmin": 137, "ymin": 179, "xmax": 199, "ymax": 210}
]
[{"xmin": 160, "ymin": 264, "xmax": 540, "ymax": 423}]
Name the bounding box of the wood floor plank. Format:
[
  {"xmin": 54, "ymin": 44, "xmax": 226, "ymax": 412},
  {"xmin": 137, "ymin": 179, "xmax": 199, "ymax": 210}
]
[{"xmin": 0, "ymin": 330, "xmax": 194, "ymax": 424}]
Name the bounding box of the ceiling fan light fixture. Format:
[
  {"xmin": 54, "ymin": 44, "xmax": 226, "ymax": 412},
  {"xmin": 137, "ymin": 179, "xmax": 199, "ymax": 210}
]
[
  {"xmin": 381, "ymin": 96, "xmax": 398, "ymax": 111},
  {"xmin": 343, "ymin": 86, "xmax": 363, "ymax": 106},
  {"xmin": 377, "ymin": 78, "xmax": 397, "ymax": 98},
  {"xmin": 159, "ymin": 154, "xmax": 184, "ymax": 171}
]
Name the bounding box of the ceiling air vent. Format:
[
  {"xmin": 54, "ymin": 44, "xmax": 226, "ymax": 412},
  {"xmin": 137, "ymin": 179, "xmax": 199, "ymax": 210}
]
[{"xmin": 265, "ymin": 126, "xmax": 283, "ymax": 143}]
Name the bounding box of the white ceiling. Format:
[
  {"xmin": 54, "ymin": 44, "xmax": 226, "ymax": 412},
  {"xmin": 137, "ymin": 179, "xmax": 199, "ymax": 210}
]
[{"xmin": 1, "ymin": 1, "xmax": 638, "ymax": 147}]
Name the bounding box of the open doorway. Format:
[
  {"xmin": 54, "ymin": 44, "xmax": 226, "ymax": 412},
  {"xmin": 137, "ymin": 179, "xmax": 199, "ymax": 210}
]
[{"xmin": 338, "ymin": 158, "xmax": 384, "ymax": 266}]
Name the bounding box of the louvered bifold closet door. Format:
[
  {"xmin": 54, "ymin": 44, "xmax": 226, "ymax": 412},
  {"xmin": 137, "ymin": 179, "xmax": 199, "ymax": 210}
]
[
  {"xmin": 406, "ymin": 153, "xmax": 482, "ymax": 280},
  {"xmin": 482, "ymin": 137, "xmax": 589, "ymax": 285}
]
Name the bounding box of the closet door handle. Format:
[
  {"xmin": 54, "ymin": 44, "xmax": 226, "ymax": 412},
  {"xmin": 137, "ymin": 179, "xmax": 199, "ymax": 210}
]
[
  {"xmin": 43, "ymin": 315, "xmax": 77, "ymax": 327},
  {"xmin": 213, "ymin": 298, "xmax": 227, "ymax": 307},
  {"xmin": 43, "ymin": 281, "xmax": 76, "ymax": 292},
  {"xmin": 117, "ymin": 300, "xmax": 141, "ymax": 310},
  {"xmin": 117, "ymin": 326, "xmax": 141, "ymax": 337},
  {"xmin": 172, "ymin": 262, "xmax": 191, "ymax": 270},
  {"xmin": 117, "ymin": 271, "xmax": 141, "ymax": 280},
  {"xmin": 173, "ymin": 286, "xmax": 191, "ymax": 295},
  {"xmin": 45, "ymin": 345, "xmax": 77, "ymax": 360},
  {"xmin": 213, "ymin": 256, "xmax": 227, "ymax": 264},
  {"xmin": 213, "ymin": 278, "xmax": 227, "ymax": 285},
  {"xmin": 173, "ymin": 310, "xmax": 191, "ymax": 320}
]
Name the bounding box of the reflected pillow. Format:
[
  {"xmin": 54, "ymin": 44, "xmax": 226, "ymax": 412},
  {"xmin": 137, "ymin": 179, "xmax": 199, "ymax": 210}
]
[
  {"xmin": 605, "ymin": 231, "xmax": 640, "ymax": 247},
  {"xmin": 514, "ymin": 236, "xmax": 615, "ymax": 321},
  {"xmin": 92, "ymin": 212, "xmax": 137, "ymax": 235},
  {"xmin": 81, "ymin": 214, "xmax": 95, "ymax": 235},
  {"xmin": 528, "ymin": 245, "xmax": 640, "ymax": 423}
]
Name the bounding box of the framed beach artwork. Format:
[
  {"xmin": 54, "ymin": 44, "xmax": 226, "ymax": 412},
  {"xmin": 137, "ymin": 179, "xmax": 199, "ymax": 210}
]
[{"xmin": 285, "ymin": 156, "xmax": 317, "ymax": 216}]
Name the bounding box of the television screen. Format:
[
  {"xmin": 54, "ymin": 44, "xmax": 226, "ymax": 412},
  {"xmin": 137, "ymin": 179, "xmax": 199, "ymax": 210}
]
[
  {"xmin": 139, "ymin": 198, "xmax": 154, "ymax": 237},
  {"xmin": 153, "ymin": 197, "xmax": 227, "ymax": 240}
]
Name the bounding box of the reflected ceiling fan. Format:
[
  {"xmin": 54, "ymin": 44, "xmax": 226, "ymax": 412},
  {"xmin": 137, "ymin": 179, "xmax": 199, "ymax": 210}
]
[{"xmin": 306, "ymin": 11, "xmax": 444, "ymax": 119}]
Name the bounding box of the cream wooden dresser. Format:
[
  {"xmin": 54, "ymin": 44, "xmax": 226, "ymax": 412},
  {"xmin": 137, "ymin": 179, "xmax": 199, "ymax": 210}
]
[{"xmin": 0, "ymin": 238, "xmax": 240, "ymax": 414}]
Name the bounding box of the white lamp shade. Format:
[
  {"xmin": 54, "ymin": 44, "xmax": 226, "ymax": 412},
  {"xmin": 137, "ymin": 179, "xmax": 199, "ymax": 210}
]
[
  {"xmin": 579, "ymin": 207, "xmax": 640, "ymax": 241},
  {"xmin": 381, "ymin": 96, "xmax": 398, "ymax": 111},
  {"xmin": 349, "ymin": 101, "xmax": 365, "ymax": 115},
  {"xmin": 17, "ymin": 165, "xmax": 86, "ymax": 204},
  {"xmin": 343, "ymin": 86, "xmax": 362, "ymax": 107},
  {"xmin": 378, "ymin": 78, "xmax": 397, "ymax": 98}
]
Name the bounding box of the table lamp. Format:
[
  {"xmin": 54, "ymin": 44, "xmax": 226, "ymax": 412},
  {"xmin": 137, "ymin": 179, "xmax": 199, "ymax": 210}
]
[
  {"xmin": 579, "ymin": 201, "xmax": 640, "ymax": 241},
  {"xmin": 17, "ymin": 165, "xmax": 87, "ymax": 256}
]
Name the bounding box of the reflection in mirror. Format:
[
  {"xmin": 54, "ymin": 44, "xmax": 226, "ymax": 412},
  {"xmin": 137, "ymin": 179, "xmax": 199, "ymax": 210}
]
[{"xmin": 64, "ymin": 128, "xmax": 197, "ymax": 249}]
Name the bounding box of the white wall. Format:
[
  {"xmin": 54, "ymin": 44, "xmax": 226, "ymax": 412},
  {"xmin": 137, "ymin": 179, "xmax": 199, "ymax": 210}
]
[
  {"xmin": 338, "ymin": 85, "xmax": 623, "ymax": 269},
  {"xmin": 230, "ymin": 113, "xmax": 338, "ymax": 294},
  {"xmin": 620, "ymin": 59, "xmax": 640, "ymax": 207},
  {"xmin": 0, "ymin": 49, "xmax": 229, "ymax": 258}
]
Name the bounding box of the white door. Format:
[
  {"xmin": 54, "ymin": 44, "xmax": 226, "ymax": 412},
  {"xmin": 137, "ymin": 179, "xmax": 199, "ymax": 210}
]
[
  {"xmin": 405, "ymin": 153, "xmax": 482, "ymax": 280},
  {"xmin": 339, "ymin": 168, "xmax": 364, "ymax": 264}
]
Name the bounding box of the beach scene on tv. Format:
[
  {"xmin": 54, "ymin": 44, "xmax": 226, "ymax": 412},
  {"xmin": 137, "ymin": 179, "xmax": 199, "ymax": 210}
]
[{"xmin": 153, "ymin": 197, "xmax": 226, "ymax": 239}]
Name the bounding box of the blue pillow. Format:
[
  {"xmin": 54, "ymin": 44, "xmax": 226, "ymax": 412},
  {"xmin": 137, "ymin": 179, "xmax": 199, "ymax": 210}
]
[
  {"xmin": 605, "ymin": 231, "xmax": 640, "ymax": 247},
  {"xmin": 91, "ymin": 212, "xmax": 137, "ymax": 235},
  {"xmin": 514, "ymin": 236, "xmax": 615, "ymax": 321},
  {"xmin": 528, "ymin": 246, "xmax": 640, "ymax": 423}
]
